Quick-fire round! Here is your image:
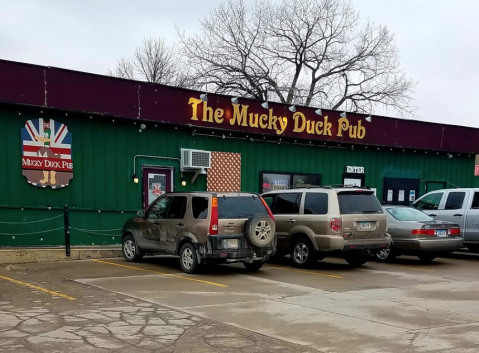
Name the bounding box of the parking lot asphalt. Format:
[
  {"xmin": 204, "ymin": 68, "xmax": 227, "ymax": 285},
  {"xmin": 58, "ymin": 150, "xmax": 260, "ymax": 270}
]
[{"xmin": 2, "ymin": 253, "xmax": 479, "ymax": 352}]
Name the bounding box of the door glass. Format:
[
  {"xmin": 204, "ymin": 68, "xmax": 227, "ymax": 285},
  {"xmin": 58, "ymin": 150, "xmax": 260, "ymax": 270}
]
[
  {"xmin": 415, "ymin": 193, "xmax": 444, "ymax": 210},
  {"xmin": 445, "ymin": 192, "xmax": 466, "ymax": 210},
  {"xmin": 304, "ymin": 193, "xmax": 328, "ymax": 215},
  {"xmin": 148, "ymin": 173, "xmax": 167, "ymax": 205},
  {"xmin": 166, "ymin": 197, "xmax": 187, "ymax": 219},
  {"xmin": 472, "ymin": 192, "xmax": 479, "ymax": 209},
  {"xmin": 192, "ymin": 197, "xmax": 209, "ymax": 219},
  {"xmin": 273, "ymin": 193, "xmax": 301, "ymax": 214},
  {"xmin": 146, "ymin": 197, "xmax": 171, "ymax": 219}
]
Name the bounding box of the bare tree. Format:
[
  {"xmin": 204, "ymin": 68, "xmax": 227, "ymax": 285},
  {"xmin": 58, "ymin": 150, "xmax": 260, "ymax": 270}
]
[
  {"xmin": 109, "ymin": 37, "xmax": 195, "ymax": 88},
  {"xmin": 179, "ymin": 0, "xmax": 416, "ymax": 117}
]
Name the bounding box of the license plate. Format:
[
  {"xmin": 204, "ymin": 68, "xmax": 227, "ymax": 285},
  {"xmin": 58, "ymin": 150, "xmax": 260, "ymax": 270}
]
[
  {"xmin": 360, "ymin": 222, "xmax": 371, "ymax": 229},
  {"xmin": 436, "ymin": 230, "xmax": 447, "ymax": 237},
  {"xmin": 223, "ymin": 239, "xmax": 239, "ymax": 249}
]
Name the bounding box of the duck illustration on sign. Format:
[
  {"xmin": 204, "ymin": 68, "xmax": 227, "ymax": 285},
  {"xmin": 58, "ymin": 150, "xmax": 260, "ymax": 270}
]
[{"xmin": 21, "ymin": 118, "xmax": 73, "ymax": 188}]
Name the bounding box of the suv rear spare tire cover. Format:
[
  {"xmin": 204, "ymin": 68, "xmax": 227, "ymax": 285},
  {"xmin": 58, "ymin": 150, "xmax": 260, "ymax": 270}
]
[{"xmin": 244, "ymin": 213, "xmax": 275, "ymax": 248}]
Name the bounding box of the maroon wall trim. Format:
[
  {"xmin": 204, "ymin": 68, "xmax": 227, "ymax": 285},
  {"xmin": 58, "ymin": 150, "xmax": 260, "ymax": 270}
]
[{"xmin": 0, "ymin": 59, "xmax": 477, "ymax": 154}]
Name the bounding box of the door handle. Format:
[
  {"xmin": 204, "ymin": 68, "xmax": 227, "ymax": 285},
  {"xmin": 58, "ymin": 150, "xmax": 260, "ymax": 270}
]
[
  {"xmin": 429, "ymin": 214, "xmax": 437, "ymax": 217},
  {"xmin": 177, "ymin": 222, "xmax": 184, "ymax": 227},
  {"xmin": 454, "ymin": 214, "xmax": 463, "ymax": 217},
  {"xmin": 287, "ymin": 219, "xmax": 296, "ymax": 223}
]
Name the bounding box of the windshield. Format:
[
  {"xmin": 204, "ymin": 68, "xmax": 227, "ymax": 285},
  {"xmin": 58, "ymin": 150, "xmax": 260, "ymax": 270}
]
[
  {"xmin": 337, "ymin": 192, "xmax": 383, "ymax": 214},
  {"xmin": 217, "ymin": 195, "xmax": 268, "ymax": 219},
  {"xmin": 385, "ymin": 207, "xmax": 433, "ymax": 221}
]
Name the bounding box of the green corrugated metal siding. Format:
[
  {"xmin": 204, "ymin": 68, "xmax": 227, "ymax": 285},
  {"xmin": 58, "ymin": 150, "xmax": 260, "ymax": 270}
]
[{"xmin": 1, "ymin": 104, "xmax": 478, "ymax": 247}]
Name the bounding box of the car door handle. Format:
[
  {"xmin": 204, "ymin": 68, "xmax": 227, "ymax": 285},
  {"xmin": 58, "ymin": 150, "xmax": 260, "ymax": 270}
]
[
  {"xmin": 454, "ymin": 214, "xmax": 463, "ymax": 217},
  {"xmin": 177, "ymin": 222, "xmax": 184, "ymax": 227},
  {"xmin": 429, "ymin": 214, "xmax": 437, "ymax": 217},
  {"xmin": 287, "ymin": 219, "xmax": 296, "ymax": 223}
]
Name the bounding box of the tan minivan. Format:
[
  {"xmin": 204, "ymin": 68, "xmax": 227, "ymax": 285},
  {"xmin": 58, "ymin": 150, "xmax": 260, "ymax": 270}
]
[{"xmin": 262, "ymin": 186, "xmax": 390, "ymax": 267}]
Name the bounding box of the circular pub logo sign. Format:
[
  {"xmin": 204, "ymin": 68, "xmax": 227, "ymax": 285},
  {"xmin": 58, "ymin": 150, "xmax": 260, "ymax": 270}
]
[{"xmin": 21, "ymin": 118, "xmax": 73, "ymax": 189}]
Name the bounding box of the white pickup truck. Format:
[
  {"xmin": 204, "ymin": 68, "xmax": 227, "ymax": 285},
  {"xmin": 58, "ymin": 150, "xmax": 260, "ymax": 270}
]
[{"xmin": 412, "ymin": 188, "xmax": 479, "ymax": 251}]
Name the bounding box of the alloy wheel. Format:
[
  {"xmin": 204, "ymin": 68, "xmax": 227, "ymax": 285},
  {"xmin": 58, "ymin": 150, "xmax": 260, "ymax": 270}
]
[
  {"xmin": 255, "ymin": 221, "xmax": 272, "ymax": 242},
  {"xmin": 376, "ymin": 248, "xmax": 390, "ymax": 261},
  {"xmin": 293, "ymin": 243, "xmax": 309, "ymax": 264},
  {"xmin": 124, "ymin": 239, "xmax": 136, "ymax": 259},
  {"xmin": 182, "ymin": 248, "xmax": 194, "ymax": 270}
]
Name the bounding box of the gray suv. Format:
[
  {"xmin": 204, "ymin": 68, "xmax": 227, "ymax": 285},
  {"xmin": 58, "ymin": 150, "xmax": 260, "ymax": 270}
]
[
  {"xmin": 122, "ymin": 192, "xmax": 276, "ymax": 273},
  {"xmin": 262, "ymin": 187, "xmax": 390, "ymax": 267}
]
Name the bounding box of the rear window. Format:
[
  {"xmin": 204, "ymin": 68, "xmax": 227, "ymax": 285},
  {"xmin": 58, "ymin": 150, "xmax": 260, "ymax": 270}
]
[
  {"xmin": 218, "ymin": 196, "xmax": 268, "ymax": 219},
  {"xmin": 385, "ymin": 207, "xmax": 433, "ymax": 221},
  {"xmin": 192, "ymin": 197, "xmax": 209, "ymax": 219},
  {"xmin": 338, "ymin": 192, "xmax": 383, "ymax": 214}
]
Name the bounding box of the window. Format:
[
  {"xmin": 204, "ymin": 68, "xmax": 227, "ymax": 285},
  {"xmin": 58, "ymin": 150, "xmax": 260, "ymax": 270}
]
[
  {"xmin": 192, "ymin": 197, "xmax": 209, "ymax": 219},
  {"xmin": 304, "ymin": 193, "xmax": 328, "ymax": 215},
  {"xmin": 445, "ymin": 192, "xmax": 466, "ymax": 210},
  {"xmin": 217, "ymin": 196, "xmax": 268, "ymax": 219},
  {"xmin": 414, "ymin": 193, "xmax": 444, "ymax": 210},
  {"xmin": 338, "ymin": 192, "xmax": 383, "ymax": 214},
  {"xmin": 166, "ymin": 197, "xmax": 187, "ymax": 219},
  {"xmin": 262, "ymin": 195, "xmax": 275, "ymax": 209},
  {"xmin": 260, "ymin": 172, "xmax": 321, "ymax": 193},
  {"xmin": 272, "ymin": 193, "xmax": 301, "ymax": 214},
  {"xmin": 472, "ymin": 192, "xmax": 479, "ymax": 209},
  {"xmin": 386, "ymin": 208, "xmax": 433, "ymax": 222},
  {"xmin": 146, "ymin": 197, "xmax": 171, "ymax": 219}
]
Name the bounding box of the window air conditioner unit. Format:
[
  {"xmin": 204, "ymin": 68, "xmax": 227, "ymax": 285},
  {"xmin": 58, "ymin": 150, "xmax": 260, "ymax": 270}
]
[{"xmin": 181, "ymin": 148, "xmax": 212, "ymax": 170}]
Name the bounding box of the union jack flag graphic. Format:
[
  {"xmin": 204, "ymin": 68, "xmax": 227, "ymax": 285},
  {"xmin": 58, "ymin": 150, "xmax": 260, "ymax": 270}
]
[{"xmin": 21, "ymin": 118, "xmax": 72, "ymax": 159}]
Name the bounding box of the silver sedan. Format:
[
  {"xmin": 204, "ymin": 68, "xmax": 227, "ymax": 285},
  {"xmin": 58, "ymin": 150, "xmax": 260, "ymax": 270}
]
[{"xmin": 375, "ymin": 206, "xmax": 464, "ymax": 262}]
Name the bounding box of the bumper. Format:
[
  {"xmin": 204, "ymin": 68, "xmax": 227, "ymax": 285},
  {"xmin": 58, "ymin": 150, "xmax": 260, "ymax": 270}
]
[
  {"xmin": 313, "ymin": 234, "xmax": 391, "ymax": 252},
  {"xmin": 394, "ymin": 237, "xmax": 464, "ymax": 253},
  {"xmin": 196, "ymin": 234, "xmax": 275, "ymax": 263}
]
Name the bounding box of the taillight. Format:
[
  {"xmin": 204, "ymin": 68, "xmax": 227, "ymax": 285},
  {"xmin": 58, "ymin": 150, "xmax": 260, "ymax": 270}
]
[
  {"xmin": 209, "ymin": 197, "xmax": 218, "ymax": 235},
  {"xmin": 330, "ymin": 218, "xmax": 341, "ymax": 232},
  {"xmin": 448, "ymin": 228, "xmax": 461, "ymax": 235},
  {"xmin": 260, "ymin": 196, "xmax": 275, "ymax": 221},
  {"xmin": 411, "ymin": 229, "xmax": 436, "ymax": 236}
]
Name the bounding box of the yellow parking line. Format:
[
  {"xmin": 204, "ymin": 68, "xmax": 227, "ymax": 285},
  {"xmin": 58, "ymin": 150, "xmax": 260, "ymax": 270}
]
[
  {"xmin": 265, "ymin": 266, "xmax": 343, "ymax": 279},
  {"xmin": 398, "ymin": 266, "xmax": 434, "ymax": 272},
  {"xmin": 0, "ymin": 274, "xmax": 76, "ymax": 301},
  {"xmin": 92, "ymin": 259, "xmax": 228, "ymax": 288}
]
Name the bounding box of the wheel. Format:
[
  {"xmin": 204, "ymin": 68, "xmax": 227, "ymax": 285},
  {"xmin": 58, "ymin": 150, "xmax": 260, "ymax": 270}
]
[
  {"xmin": 375, "ymin": 247, "xmax": 396, "ymax": 262},
  {"xmin": 243, "ymin": 261, "xmax": 264, "ymax": 271},
  {"xmin": 122, "ymin": 234, "xmax": 144, "ymax": 262},
  {"xmin": 291, "ymin": 237, "xmax": 316, "ymax": 268},
  {"xmin": 244, "ymin": 214, "xmax": 275, "ymax": 248},
  {"xmin": 417, "ymin": 253, "xmax": 437, "ymax": 262},
  {"xmin": 345, "ymin": 253, "xmax": 368, "ymax": 267},
  {"xmin": 466, "ymin": 245, "xmax": 479, "ymax": 252},
  {"xmin": 179, "ymin": 243, "xmax": 199, "ymax": 274}
]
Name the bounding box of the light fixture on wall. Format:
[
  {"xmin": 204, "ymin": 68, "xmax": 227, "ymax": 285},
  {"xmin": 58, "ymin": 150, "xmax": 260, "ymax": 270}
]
[
  {"xmin": 200, "ymin": 93, "xmax": 208, "ymax": 102},
  {"xmin": 180, "ymin": 172, "xmax": 186, "ymax": 187},
  {"xmin": 261, "ymin": 101, "xmax": 269, "ymax": 109},
  {"xmin": 315, "ymin": 108, "xmax": 323, "ymax": 116},
  {"xmin": 365, "ymin": 116, "xmax": 372, "ymax": 123},
  {"xmin": 289, "ymin": 105, "xmax": 296, "ymax": 113},
  {"xmin": 231, "ymin": 97, "xmax": 239, "ymax": 104},
  {"xmin": 340, "ymin": 112, "xmax": 347, "ymax": 118},
  {"xmin": 132, "ymin": 174, "xmax": 139, "ymax": 184}
]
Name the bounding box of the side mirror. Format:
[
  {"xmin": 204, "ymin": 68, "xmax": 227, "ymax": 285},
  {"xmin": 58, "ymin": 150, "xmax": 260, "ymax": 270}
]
[{"xmin": 137, "ymin": 210, "xmax": 145, "ymax": 218}]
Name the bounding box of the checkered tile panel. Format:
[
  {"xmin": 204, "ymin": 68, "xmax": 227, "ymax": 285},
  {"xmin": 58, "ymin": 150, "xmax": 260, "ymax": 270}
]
[
  {"xmin": 207, "ymin": 152, "xmax": 241, "ymax": 192},
  {"xmin": 475, "ymin": 165, "xmax": 479, "ymax": 176}
]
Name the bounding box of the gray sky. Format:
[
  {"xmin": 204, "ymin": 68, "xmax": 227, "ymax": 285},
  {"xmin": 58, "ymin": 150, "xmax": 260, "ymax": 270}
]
[{"xmin": 1, "ymin": 0, "xmax": 478, "ymax": 128}]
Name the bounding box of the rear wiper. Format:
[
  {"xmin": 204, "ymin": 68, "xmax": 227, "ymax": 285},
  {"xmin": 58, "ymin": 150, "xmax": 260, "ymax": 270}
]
[{"xmin": 362, "ymin": 210, "xmax": 381, "ymax": 213}]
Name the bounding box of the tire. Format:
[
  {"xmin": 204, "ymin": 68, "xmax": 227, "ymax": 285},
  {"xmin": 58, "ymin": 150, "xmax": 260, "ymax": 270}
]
[
  {"xmin": 418, "ymin": 253, "xmax": 437, "ymax": 262},
  {"xmin": 122, "ymin": 234, "xmax": 144, "ymax": 262},
  {"xmin": 291, "ymin": 236, "xmax": 316, "ymax": 268},
  {"xmin": 345, "ymin": 253, "xmax": 368, "ymax": 267},
  {"xmin": 375, "ymin": 247, "xmax": 396, "ymax": 262},
  {"xmin": 466, "ymin": 245, "xmax": 479, "ymax": 252},
  {"xmin": 179, "ymin": 243, "xmax": 199, "ymax": 274},
  {"xmin": 244, "ymin": 214, "xmax": 275, "ymax": 248},
  {"xmin": 243, "ymin": 261, "xmax": 264, "ymax": 271}
]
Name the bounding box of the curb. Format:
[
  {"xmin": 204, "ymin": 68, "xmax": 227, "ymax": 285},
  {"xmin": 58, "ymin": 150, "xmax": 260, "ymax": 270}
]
[{"xmin": 0, "ymin": 246, "xmax": 123, "ymax": 264}]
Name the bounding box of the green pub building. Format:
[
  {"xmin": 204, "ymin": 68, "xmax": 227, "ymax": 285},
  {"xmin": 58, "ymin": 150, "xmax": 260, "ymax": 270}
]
[{"xmin": 1, "ymin": 59, "xmax": 478, "ymax": 247}]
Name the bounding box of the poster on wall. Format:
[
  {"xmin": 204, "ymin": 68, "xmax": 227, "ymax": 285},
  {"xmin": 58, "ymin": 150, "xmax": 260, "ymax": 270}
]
[
  {"xmin": 398, "ymin": 190, "xmax": 405, "ymax": 202},
  {"xmin": 148, "ymin": 173, "xmax": 166, "ymax": 205},
  {"xmin": 21, "ymin": 118, "xmax": 73, "ymax": 189},
  {"xmin": 344, "ymin": 178, "xmax": 361, "ymax": 187}
]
